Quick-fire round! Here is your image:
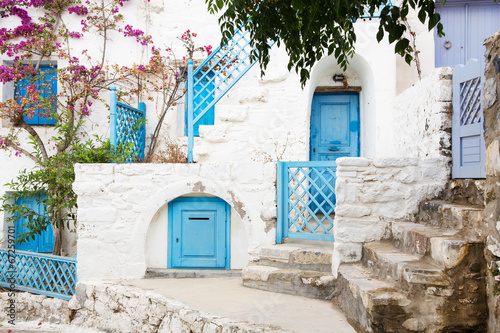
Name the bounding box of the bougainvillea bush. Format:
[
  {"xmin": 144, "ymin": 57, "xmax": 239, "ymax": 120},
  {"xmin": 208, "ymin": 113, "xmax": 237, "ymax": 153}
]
[{"xmin": 0, "ymin": 0, "xmax": 210, "ymax": 254}]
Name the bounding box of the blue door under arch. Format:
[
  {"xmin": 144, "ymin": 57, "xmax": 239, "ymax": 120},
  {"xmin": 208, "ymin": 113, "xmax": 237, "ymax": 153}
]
[
  {"xmin": 168, "ymin": 197, "xmax": 230, "ymax": 269},
  {"xmin": 309, "ymin": 92, "xmax": 360, "ymax": 209}
]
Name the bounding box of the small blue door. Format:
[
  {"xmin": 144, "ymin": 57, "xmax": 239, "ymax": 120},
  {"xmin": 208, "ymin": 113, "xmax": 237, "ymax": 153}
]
[
  {"xmin": 15, "ymin": 195, "xmax": 54, "ymax": 253},
  {"xmin": 309, "ymin": 93, "xmax": 360, "ymax": 210},
  {"xmin": 169, "ymin": 197, "xmax": 229, "ymax": 269},
  {"xmin": 310, "ymin": 93, "xmax": 360, "ymax": 163}
]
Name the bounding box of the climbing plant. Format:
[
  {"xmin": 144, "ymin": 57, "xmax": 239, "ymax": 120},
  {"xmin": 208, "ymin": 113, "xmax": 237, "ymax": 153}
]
[{"xmin": 0, "ymin": 0, "xmax": 210, "ymax": 254}]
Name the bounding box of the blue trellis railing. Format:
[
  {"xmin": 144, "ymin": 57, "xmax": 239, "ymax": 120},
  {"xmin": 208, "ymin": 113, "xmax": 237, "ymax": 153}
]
[
  {"xmin": 187, "ymin": 28, "xmax": 262, "ymax": 162},
  {"xmin": 110, "ymin": 87, "xmax": 146, "ymax": 162},
  {"xmin": 0, "ymin": 249, "xmax": 77, "ymax": 300},
  {"xmin": 277, "ymin": 161, "xmax": 337, "ymax": 243}
]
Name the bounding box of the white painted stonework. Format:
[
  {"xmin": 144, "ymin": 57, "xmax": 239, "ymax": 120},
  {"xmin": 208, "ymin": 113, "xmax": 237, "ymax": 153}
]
[
  {"xmin": 73, "ymin": 162, "xmax": 277, "ymax": 281},
  {"xmin": 0, "ymin": 0, "xmax": 451, "ymax": 283},
  {"xmin": 332, "ymin": 156, "xmax": 449, "ymax": 275}
]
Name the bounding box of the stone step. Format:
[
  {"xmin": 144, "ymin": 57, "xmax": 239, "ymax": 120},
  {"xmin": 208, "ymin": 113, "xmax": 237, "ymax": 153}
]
[
  {"xmin": 241, "ymin": 264, "xmax": 335, "ymax": 299},
  {"xmin": 335, "ymin": 264, "xmax": 412, "ymax": 333},
  {"xmin": 418, "ymin": 200, "xmax": 483, "ymax": 233},
  {"xmin": 145, "ymin": 268, "xmax": 242, "ymax": 279},
  {"xmin": 391, "ymin": 221, "xmax": 475, "ymax": 269},
  {"xmin": 254, "ymin": 244, "xmax": 333, "ymax": 272},
  {"xmin": 362, "ymin": 241, "xmax": 452, "ymax": 289}
]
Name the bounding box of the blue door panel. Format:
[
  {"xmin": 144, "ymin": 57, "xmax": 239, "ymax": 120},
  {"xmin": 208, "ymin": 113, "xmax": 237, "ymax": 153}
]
[
  {"xmin": 310, "ymin": 93, "xmax": 360, "ymax": 210},
  {"xmin": 436, "ymin": 2, "xmax": 500, "ymax": 68},
  {"xmin": 170, "ymin": 197, "xmax": 228, "ymax": 269}
]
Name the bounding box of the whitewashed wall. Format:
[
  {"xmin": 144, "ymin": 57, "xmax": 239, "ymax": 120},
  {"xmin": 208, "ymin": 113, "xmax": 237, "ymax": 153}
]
[
  {"xmin": 1, "ymin": 0, "xmax": 440, "ymax": 255},
  {"xmin": 393, "ymin": 67, "xmax": 453, "ymax": 159},
  {"xmin": 73, "ymin": 162, "xmax": 277, "ymax": 282},
  {"xmin": 332, "ymin": 156, "xmax": 449, "ymax": 275}
]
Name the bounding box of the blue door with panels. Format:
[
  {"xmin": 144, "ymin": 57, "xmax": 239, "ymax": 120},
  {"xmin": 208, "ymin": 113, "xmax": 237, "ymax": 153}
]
[
  {"xmin": 435, "ymin": 1, "xmax": 500, "ymax": 68},
  {"xmin": 168, "ymin": 197, "xmax": 230, "ymax": 269},
  {"xmin": 310, "ymin": 92, "xmax": 360, "ymax": 209},
  {"xmin": 15, "ymin": 195, "xmax": 54, "ymax": 253}
]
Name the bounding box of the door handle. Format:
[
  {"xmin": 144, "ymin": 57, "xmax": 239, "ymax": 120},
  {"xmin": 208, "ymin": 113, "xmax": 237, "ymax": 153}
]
[
  {"xmin": 176, "ymin": 238, "xmax": 179, "ymax": 243},
  {"xmin": 329, "ymin": 148, "xmax": 339, "ymax": 151}
]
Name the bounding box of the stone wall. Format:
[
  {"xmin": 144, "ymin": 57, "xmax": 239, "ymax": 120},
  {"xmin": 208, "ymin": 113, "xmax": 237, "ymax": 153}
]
[
  {"xmin": 392, "ymin": 67, "xmax": 453, "ymax": 159},
  {"xmin": 0, "ymin": 285, "xmax": 289, "ymax": 333},
  {"xmin": 73, "ymin": 162, "xmax": 277, "ymax": 282},
  {"xmin": 482, "ymin": 31, "xmax": 500, "ymax": 332},
  {"xmin": 332, "ymin": 156, "xmax": 449, "ymax": 274}
]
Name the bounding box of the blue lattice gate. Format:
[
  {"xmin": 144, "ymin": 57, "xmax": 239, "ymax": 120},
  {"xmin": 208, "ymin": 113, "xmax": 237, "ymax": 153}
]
[
  {"xmin": 277, "ymin": 161, "xmax": 336, "ymax": 243},
  {"xmin": 452, "ymin": 59, "xmax": 485, "ymax": 178},
  {"xmin": 110, "ymin": 87, "xmax": 146, "ymax": 162}
]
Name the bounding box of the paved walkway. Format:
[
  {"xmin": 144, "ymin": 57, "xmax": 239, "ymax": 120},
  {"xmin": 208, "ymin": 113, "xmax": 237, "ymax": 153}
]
[{"xmin": 123, "ymin": 277, "xmax": 358, "ymax": 333}]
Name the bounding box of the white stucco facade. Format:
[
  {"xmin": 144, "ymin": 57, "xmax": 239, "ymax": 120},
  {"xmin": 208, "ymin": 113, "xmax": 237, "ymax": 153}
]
[{"xmin": 0, "ymin": 0, "xmax": 453, "ymax": 282}]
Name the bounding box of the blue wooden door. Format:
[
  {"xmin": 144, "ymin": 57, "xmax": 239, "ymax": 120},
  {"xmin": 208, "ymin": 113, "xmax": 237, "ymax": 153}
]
[
  {"xmin": 435, "ymin": 1, "xmax": 500, "ymax": 68},
  {"xmin": 309, "ymin": 93, "xmax": 360, "ymax": 210},
  {"xmin": 310, "ymin": 93, "xmax": 360, "ymax": 163},
  {"xmin": 169, "ymin": 197, "xmax": 229, "ymax": 269},
  {"xmin": 15, "ymin": 195, "xmax": 54, "ymax": 253}
]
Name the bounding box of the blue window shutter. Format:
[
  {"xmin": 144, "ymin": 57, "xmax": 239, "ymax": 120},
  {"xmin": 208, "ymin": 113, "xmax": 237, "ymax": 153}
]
[
  {"xmin": 185, "ymin": 72, "xmax": 215, "ymax": 136},
  {"xmin": 452, "ymin": 59, "xmax": 486, "ymax": 178},
  {"xmin": 14, "ymin": 194, "xmax": 54, "ymax": 253},
  {"xmin": 15, "ymin": 65, "xmax": 57, "ymax": 126}
]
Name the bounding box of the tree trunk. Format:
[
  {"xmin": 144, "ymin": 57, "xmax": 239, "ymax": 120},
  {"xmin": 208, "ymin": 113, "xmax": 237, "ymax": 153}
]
[{"xmin": 52, "ymin": 226, "xmax": 63, "ymax": 256}]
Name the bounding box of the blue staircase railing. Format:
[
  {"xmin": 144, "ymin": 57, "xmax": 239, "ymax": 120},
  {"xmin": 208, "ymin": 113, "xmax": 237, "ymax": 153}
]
[
  {"xmin": 187, "ymin": 28, "xmax": 260, "ymax": 162},
  {"xmin": 0, "ymin": 249, "xmax": 77, "ymax": 300},
  {"xmin": 110, "ymin": 87, "xmax": 146, "ymax": 162},
  {"xmin": 277, "ymin": 161, "xmax": 337, "ymax": 243}
]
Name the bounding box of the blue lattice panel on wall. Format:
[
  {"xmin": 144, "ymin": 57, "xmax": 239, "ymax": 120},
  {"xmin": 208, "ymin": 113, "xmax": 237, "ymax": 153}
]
[
  {"xmin": 277, "ymin": 162, "xmax": 336, "ymax": 242},
  {"xmin": 0, "ymin": 249, "xmax": 77, "ymax": 300},
  {"xmin": 114, "ymin": 102, "xmax": 146, "ymax": 162}
]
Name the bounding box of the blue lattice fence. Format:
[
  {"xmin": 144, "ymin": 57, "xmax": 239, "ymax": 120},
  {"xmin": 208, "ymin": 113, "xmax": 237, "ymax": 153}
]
[
  {"xmin": 0, "ymin": 249, "xmax": 77, "ymax": 300},
  {"xmin": 110, "ymin": 87, "xmax": 146, "ymax": 162},
  {"xmin": 187, "ymin": 28, "xmax": 266, "ymax": 162},
  {"xmin": 277, "ymin": 161, "xmax": 336, "ymax": 243}
]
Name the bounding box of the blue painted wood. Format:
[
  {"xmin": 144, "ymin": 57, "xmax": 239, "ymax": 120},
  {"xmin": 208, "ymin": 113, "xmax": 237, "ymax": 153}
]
[
  {"xmin": 187, "ymin": 60, "xmax": 194, "ymax": 163},
  {"xmin": 15, "ymin": 65, "xmax": 57, "ymax": 125},
  {"xmin": 169, "ymin": 197, "xmax": 229, "ymax": 269},
  {"xmin": 15, "ymin": 195, "xmax": 54, "ymax": 253},
  {"xmin": 276, "ymin": 161, "xmax": 285, "ymax": 244},
  {"xmin": 278, "ymin": 161, "xmax": 336, "ymax": 242},
  {"xmin": 0, "ymin": 249, "xmax": 77, "ymax": 300},
  {"xmin": 109, "ymin": 86, "xmax": 146, "ymax": 162},
  {"xmin": 309, "ymin": 93, "xmax": 359, "ymax": 211},
  {"xmin": 452, "ymin": 58, "xmax": 485, "ymax": 178},
  {"xmin": 185, "ymin": 72, "xmax": 215, "ymax": 136},
  {"xmin": 435, "ymin": 2, "xmax": 500, "ymax": 68}
]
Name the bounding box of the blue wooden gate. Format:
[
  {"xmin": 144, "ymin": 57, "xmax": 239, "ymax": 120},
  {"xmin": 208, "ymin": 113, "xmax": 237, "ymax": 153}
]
[
  {"xmin": 452, "ymin": 58, "xmax": 485, "ymax": 178},
  {"xmin": 168, "ymin": 197, "xmax": 230, "ymax": 269},
  {"xmin": 435, "ymin": 1, "xmax": 500, "ymax": 68}
]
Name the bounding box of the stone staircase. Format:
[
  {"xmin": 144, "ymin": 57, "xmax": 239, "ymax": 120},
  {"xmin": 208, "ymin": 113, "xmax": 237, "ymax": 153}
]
[
  {"xmin": 241, "ymin": 241, "xmax": 336, "ymax": 299},
  {"xmin": 334, "ymin": 201, "xmax": 488, "ymax": 333}
]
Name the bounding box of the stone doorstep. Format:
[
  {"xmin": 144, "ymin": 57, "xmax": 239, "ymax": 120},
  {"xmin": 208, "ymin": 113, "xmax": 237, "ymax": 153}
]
[
  {"xmin": 257, "ymin": 244, "xmax": 333, "ymax": 270},
  {"xmin": 241, "ymin": 265, "xmax": 335, "ymax": 299},
  {"xmin": 391, "ymin": 221, "xmax": 475, "ymax": 269},
  {"xmin": 145, "ymin": 269, "xmax": 242, "ymax": 279},
  {"xmin": 363, "ymin": 242, "xmax": 450, "ymax": 288}
]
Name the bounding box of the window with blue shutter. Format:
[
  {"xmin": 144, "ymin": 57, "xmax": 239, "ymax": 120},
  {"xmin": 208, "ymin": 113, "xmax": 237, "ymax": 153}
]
[
  {"xmin": 14, "ymin": 65, "xmax": 57, "ymax": 126},
  {"xmin": 14, "ymin": 194, "xmax": 54, "ymax": 253},
  {"xmin": 184, "ymin": 72, "xmax": 215, "ymax": 136}
]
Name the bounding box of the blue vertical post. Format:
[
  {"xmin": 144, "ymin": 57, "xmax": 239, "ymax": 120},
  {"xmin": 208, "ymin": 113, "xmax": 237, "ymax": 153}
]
[
  {"xmin": 139, "ymin": 102, "xmax": 146, "ymax": 161},
  {"xmin": 276, "ymin": 161, "xmax": 285, "ymax": 244},
  {"xmin": 110, "ymin": 87, "xmax": 117, "ymax": 147},
  {"xmin": 187, "ymin": 59, "xmax": 194, "ymax": 163}
]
